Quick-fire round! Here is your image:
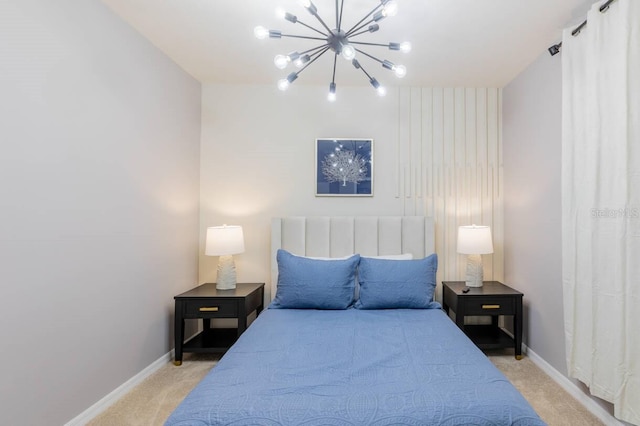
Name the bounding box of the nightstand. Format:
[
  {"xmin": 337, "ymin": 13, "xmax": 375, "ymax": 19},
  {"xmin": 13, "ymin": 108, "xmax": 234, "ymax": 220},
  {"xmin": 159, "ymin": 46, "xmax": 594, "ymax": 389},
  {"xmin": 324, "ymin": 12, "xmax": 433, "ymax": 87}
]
[
  {"xmin": 173, "ymin": 282, "xmax": 265, "ymax": 365},
  {"xmin": 442, "ymin": 281, "xmax": 523, "ymax": 360}
]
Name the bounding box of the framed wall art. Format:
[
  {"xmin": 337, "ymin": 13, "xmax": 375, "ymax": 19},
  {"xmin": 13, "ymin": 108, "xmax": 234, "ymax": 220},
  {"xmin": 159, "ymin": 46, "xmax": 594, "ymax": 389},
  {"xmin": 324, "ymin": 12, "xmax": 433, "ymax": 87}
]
[{"xmin": 315, "ymin": 138, "xmax": 373, "ymax": 196}]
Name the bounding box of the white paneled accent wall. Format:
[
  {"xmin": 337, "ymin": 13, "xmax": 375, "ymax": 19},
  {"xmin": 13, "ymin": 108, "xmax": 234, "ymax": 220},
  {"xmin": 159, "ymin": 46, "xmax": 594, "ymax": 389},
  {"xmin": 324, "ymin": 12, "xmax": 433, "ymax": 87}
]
[
  {"xmin": 396, "ymin": 87, "xmax": 504, "ymax": 298},
  {"xmin": 200, "ymin": 85, "xmax": 503, "ymax": 301}
]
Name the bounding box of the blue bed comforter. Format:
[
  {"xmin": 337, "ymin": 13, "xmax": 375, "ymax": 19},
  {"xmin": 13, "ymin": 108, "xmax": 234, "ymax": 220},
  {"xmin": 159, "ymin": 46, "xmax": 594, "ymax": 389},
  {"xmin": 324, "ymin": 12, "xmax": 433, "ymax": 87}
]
[{"xmin": 166, "ymin": 308, "xmax": 545, "ymax": 425}]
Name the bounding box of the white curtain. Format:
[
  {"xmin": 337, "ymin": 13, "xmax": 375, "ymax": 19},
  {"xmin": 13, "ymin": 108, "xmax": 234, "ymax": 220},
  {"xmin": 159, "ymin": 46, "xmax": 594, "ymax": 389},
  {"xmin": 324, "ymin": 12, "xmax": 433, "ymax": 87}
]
[{"xmin": 562, "ymin": 0, "xmax": 640, "ymax": 424}]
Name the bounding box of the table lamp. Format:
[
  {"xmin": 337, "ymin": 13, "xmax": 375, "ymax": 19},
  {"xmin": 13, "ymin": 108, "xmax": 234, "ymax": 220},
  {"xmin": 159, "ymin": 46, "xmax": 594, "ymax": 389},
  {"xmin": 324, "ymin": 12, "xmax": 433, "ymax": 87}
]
[
  {"xmin": 205, "ymin": 225, "xmax": 245, "ymax": 290},
  {"xmin": 457, "ymin": 225, "xmax": 494, "ymax": 288}
]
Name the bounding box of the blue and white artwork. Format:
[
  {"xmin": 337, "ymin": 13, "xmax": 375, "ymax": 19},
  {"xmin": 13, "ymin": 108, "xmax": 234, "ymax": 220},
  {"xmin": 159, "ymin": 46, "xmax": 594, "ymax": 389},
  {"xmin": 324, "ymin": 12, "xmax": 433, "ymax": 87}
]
[{"xmin": 316, "ymin": 138, "xmax": 373, "ymax": 196}]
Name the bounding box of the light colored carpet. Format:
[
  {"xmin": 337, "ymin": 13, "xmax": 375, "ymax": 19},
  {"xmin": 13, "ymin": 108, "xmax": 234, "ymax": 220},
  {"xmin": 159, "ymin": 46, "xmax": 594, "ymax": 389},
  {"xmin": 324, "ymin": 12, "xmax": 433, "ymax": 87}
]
[
  {"xmin": 486, "ymin": 350, "xmax": 603, "ymax": 426},
  {"xmin": 88, "ymin": 351, "xmax": 603, "ymax": 426}
]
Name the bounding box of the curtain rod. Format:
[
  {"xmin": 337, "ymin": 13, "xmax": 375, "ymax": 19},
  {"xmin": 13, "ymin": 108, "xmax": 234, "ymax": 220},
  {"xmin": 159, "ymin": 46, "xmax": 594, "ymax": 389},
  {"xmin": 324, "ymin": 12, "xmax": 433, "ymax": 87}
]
[{"xmin": 548, "ymin": 0, "xmax": 617, "ymax": 56}]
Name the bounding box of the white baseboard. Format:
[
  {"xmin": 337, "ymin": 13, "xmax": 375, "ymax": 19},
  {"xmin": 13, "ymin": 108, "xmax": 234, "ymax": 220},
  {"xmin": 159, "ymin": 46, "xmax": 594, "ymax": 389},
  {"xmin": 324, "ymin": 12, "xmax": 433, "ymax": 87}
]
[
  {"xmin": 64, "ymin": 342, "xmax": 628, "ymax": 426},
  {"xmin": 64, "ymin": 349, "xmax": 174, "ymax": 426},
  {"xmin": 523, "ymin": 345, "xmax": 627, "ymax": 426}
]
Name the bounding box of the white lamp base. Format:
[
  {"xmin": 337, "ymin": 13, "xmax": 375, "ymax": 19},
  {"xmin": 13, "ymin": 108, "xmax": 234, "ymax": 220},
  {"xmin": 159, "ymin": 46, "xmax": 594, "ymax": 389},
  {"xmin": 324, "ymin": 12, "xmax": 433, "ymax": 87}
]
[
  {"xmin": 465, "ymin": 253, "xmax": 484, "ymax": 287},
  {"xmin": 216, "ymin": 254, "xmax": 237, "ymax": 290}
]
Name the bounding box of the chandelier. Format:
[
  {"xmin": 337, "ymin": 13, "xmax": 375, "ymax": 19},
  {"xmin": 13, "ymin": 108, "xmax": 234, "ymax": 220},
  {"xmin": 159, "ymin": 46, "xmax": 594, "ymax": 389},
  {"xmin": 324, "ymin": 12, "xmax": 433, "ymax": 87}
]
[{"xmin": 254, "ymin": 0, "xmax": 411, "ymax": 102}]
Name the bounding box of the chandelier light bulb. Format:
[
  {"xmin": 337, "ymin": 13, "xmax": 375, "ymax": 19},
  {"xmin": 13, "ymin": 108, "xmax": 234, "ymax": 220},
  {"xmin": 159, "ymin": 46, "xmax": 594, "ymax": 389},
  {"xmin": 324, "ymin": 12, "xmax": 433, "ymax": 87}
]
[
  {"xmin": 275, "ymin": 8, "xmax": 286, "ymax": 20},
  {"xmin": 373, "ymin": 10, "xmax": 386, "ymax": 22},
  {"xmin": 382, "ymin": 59, "xmax": 405, "ymax": 78},
  {"xmin": 341, "ymin": 44, "xmax": 356, "ymax": 61},
  {"xmin": 254, "ymin": 26, "xmax": 269, "ymax": 40},
  {"xmin": 277, "ymin": 78, "xmax": 290, "ymax": 91},
  {"xmin": 274, "ymin": 54, "xmax": 288, "ymax": 69},
  {"xmin": 294, "ymin": 54, "xmax": 310, "ymax": 68},
  {"xmin": 277, "ymin": 72, "xmax": 298, "ymax": 91},
  {"xmin": 370, "ymin": 77, "xmax": 386, "ymax": 96},
  {"xmin": 287, "ymin": 51, "xmax": 301, "ymax": 62},
  {"xmin": 382, "ymin": 1, "xmax": 398, "ymax": 17},
  {"xmin": 393, "ymin": 64, "xmax": 407, "ymax": 78},
  {"xmin": 400, "ymin": 42, "xmax": 412, "ymax": 53},
  {"xmin": 328, "ymin": 82, "xmax": 336, "ymax": 102},
  {"xmin": 300, "ymin": 0, "xmax": 317, "ymax": 14}
]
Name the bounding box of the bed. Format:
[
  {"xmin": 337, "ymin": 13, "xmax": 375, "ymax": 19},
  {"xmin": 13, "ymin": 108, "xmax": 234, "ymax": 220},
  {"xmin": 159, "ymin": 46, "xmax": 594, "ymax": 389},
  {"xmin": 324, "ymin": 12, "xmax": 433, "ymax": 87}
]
[{"xmin": 166, "ymin": 216, "xmax": 545, "ymax": 426}]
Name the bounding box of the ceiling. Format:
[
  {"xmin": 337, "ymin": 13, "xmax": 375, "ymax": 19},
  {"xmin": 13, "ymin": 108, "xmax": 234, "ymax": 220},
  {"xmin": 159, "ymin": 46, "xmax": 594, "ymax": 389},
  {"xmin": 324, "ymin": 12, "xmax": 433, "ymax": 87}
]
[{"xmin": 100, "ymin": 0, "xmax": 594, "ymax": 88}]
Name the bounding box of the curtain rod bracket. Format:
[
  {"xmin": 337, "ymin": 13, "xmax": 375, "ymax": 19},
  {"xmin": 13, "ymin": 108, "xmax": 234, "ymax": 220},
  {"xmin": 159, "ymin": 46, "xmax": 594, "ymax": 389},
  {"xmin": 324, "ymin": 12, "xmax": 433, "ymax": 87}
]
[
  {"xmin": 548, "ymin": 43, "xmax": 562, "ymax": 56},
  {"xmin": 547, "ymin": 0, "xmax": 617, "ymax": 56}
]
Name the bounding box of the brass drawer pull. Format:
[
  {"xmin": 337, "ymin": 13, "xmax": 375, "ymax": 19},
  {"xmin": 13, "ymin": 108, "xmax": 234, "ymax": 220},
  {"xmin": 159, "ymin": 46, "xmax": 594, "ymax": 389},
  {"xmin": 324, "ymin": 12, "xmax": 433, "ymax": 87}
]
[
  {"xmin": 199, "ymin": 307, "xmax": 219, "ymax": 312},
  {"xmin": 482, "ymin": 304, "xmax": 501, "ymax": 310}
]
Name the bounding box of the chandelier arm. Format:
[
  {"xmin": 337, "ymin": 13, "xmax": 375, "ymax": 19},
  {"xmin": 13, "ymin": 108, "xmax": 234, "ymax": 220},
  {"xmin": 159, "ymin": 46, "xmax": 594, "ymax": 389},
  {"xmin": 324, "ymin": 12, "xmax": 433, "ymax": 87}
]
[
  {"xmin": 344, "ymin": 4, "xmax": 384, "ymax": 35},
  {"xmin": 295, "ymin": 19, "xmax": 329, "ymax": 37},
  {"xmin": 303, "ymin": 45, "xmax": 330, "ymax": 64},
  {"xmin": 309, "ymin": 47, "xmax": 330, "ymax": 60},
  {"xmin": 297, "ymin": 46, "xmax": 331, "ymax": 75},
  {"xmin": 356, "ymin": 62, "xmax": 374, "ymax": 81},
  {"xmin": 311, "ymin": 13, "xmax": 334, "ymax": 35},
  {"xmin": 331, "ymin": 53, "xmax": 338, "ymax": 83},
  {"xmin": 349, "ymin": 41, "xmax": 390, "ymax": 48},
  {"xmin": 281, "ymin": 34, "xmax": 327, "ymax": 41},
  {"xmin": 300, "ymin": 44, "xmax": 330, "ymax": 56},
  {"xmin": 356, "ymin": 48, "xmax": 405, "ymax": 78},
  {"xmin": 335, "ymin": 0, "xmax": 339, "ymax": 29},
  {"xmin": 338, "ymin": 0, "xmax": 345, "ymax": 31},
  {"xmin": 349, "ymin": 28, "xmax": 373, "ymax": 38},
  {"xmin": 346, "ymin": 19, "xmax": 379, "ymax": 37},
  {"xmin": 355, "ymin": 48, "xmax": 384, "ymax": 65}
]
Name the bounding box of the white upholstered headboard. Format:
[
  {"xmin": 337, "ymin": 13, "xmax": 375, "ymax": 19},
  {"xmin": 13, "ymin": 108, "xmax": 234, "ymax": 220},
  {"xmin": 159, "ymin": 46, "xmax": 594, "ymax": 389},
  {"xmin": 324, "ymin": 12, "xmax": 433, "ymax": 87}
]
[{"xmin": 270, "ymin": 216, "xmax": 435, "ymax": 300}]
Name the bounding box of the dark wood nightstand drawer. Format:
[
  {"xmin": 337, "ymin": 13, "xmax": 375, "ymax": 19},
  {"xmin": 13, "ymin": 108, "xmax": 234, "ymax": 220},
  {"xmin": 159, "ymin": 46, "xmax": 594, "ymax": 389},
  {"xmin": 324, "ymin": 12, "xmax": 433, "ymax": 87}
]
[
  {"xmin": 174, "ymin": 283, "xmax": 265, "ymax": 365},
  {"xmin": 183, "ymin": 299, "xmax": 237, "ymax": 317},
  {"xmin": 464, "ymin": 297, "xmax": 515, "ymax": 315},
  {"xmin": 441, "ymin": 281, "xmax": 523, "ymax": 360}
]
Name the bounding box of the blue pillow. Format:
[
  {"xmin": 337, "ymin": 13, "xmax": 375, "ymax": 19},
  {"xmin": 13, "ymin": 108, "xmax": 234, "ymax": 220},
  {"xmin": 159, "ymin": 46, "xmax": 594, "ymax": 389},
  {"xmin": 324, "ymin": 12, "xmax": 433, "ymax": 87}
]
[
  {"xmin": 270, "ymin": 249, "xmax": 361, "ymax": 309},
  {"xmin": 355, "ymin": 254, "xmax": 438, "ymax": 309}
]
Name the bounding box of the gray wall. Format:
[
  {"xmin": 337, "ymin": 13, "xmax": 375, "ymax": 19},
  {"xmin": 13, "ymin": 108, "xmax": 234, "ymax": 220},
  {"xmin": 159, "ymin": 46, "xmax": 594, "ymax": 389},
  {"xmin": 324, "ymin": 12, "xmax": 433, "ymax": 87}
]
[
  {"xmin": 0, "ymin": 1, "xmax": 201, "ymax": 424},
  {"xmin": 503, "ymin": 51, "xmax": 566, "ymax": 373}
]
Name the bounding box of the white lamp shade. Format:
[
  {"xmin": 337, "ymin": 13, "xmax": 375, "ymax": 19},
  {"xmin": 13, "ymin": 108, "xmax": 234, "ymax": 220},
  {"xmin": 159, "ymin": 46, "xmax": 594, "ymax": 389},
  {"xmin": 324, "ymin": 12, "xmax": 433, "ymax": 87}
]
[
  {"xmin": 205, "ymin": 225, "xmax": 245, "ymax": 256},
  {"xmin": 457, "ymin": 225, "xmax": 494, "ymax": 254}
]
